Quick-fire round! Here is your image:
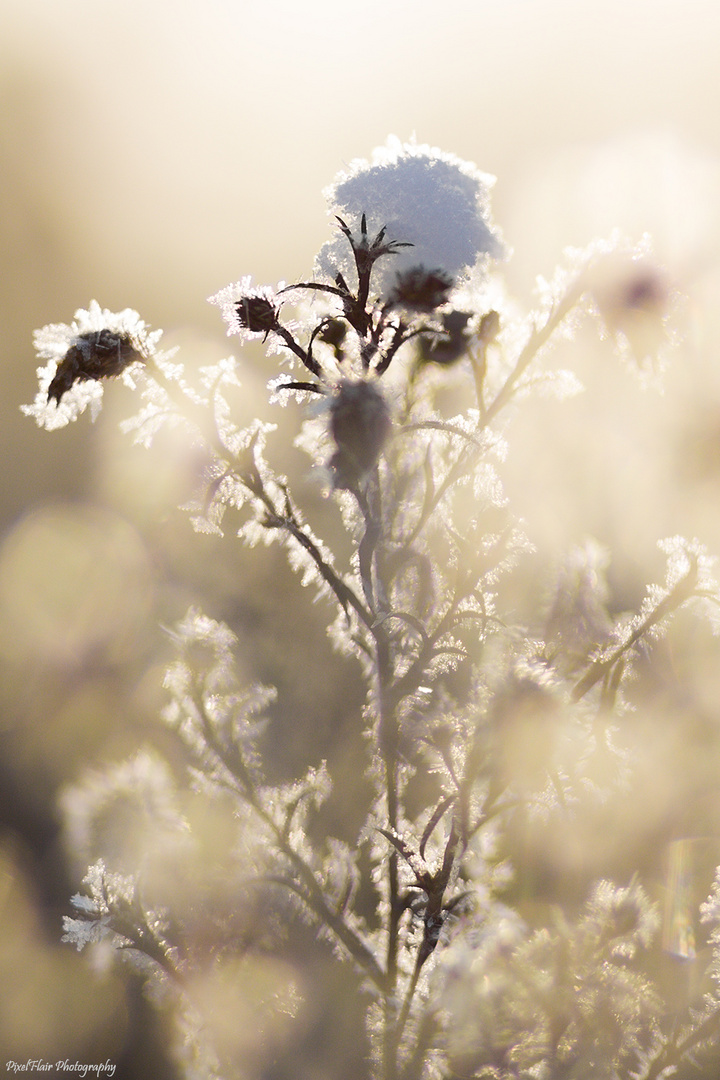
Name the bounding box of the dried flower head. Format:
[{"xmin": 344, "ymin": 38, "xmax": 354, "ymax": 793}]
[
  {"xmin": 46, "ymin": 329, "xmax": 142, "ymax": 405},
  {"xmin": 22, "ymin": 301, "xmax": 161, "ymax": 429},
  {"xmin": 388, "ymin": 265, "xmax": 455, "ymax": 312},
  {"xmin": 329, "ymin": 378, "xmax": 391, "ymax": 489},
  {"xmin": 586, "ymin": 245, "xmax": 674, "ymax": 366},
  {"xmin": 208, "ymin": 277, "xmax": 281, "ymax": 340},
  {"xmin": 418, "ymin": 309, "xmax": 473, "ymax": 366}
]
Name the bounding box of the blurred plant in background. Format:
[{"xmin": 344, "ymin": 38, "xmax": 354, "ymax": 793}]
[{"xmin": 20, "ymin": 137, "xmax": 720, "ymax": 1080}]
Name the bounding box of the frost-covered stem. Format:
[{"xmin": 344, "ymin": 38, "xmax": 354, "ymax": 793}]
[
  {"xmin": 111, "ymin": 913, "xmax": 179, "ymax": 981},
  {"xmin": 640, "ymin": 1005, "xmax": 720, "ymax": 1079},
  {"xmin": 355, "ymin": 474, "xmax": 402, "ymax": 1080},
  {"xmin": 188, "ymin": 682, "xmax": 388, "ymax": 991},
  {"xmin": 481, "ymin": 277, "xmax": 585, "ymax": 427},
  {"xmin": 374, "ymin": 321, "xmax": 418, "ymax": 377},
  {"xmin": 405, "ymin": 439, "xmax": 479, "ymax": 547},
  {"xmin": 380, "ymin": 774, "xmax": 401, "ymax": 1079},
  {"xmin": 374, "ymin": 634, "xmax": 402, "ymax": 1080},
  {"xmin": 146, "ymin": 356, "xmax": 374, "ymax": 631},
  {"xmin": 257, "ymin": 482, "xmax": 374, "ymax": 630},
  {"xmin": 259, "ymin": 825, "xmax": 388, "ymax": 991},
  {"xmin": 394, "ymin": 962, "xmax": 423, "ymax": 1066},
  {"xmin": 572, "ymin": 554, "xmax": 700, "ymax": 701},
  {"xmin": 272, "ymin": 324, "xmax": 324, "ymax": 378},
  {"xmin": 144, "ymin": 356, "xmax": 238, "ymax": 466},
  {"xmin": 387, "ymin": 814, "xmax": 463, "ymax": 1075},
  {"xmin": 393, "ymin": 905, "xmax": 441, "ymax": 1065},
  {"xmin": 398, "ymin": 1011, "xmax": 438, "ymax": 1080}
]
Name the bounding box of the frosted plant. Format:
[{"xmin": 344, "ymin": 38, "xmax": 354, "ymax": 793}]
[{"xmin": 24, "ymin": 138, "xmax": 720, "ymax": 1079}]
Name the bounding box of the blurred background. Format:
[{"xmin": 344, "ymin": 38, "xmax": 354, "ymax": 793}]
[{"xmin": 2, "ymin": 0, "xmax": 720, "ymax": 1074}]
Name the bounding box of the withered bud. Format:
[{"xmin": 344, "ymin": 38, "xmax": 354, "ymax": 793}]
[
  {"xmin": 588, "ymin": 251, "xmax": 673, "ymax": 366},
  {"xmin": 47, "ymin": 329, "xmax": 142, "ymax": 405},
  {"xmin": 477, "ymin": 309, "xmax": 501, "ymax": 345},
  {"xmin": 418, "ymin": 309, "xmax": 472, "ymax": 367},
  {"xmin": 388, "ymin": 266, "xmax": 454, "ymax": 312},
  {"xmin": 234, "ymin": 293, "xmax": 279, "ymax": 335},
  {"xmin": 317, "ymin": 318, "xmax": 348, "ymax": 360},
  {"xmin": 329, "ymin": 379, "xmax": 391, "ymax": 489}
]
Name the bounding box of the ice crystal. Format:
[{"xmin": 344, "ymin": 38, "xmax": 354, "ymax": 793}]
[{"xmin": 62, "ymin": 860, "xmax": 136, "ymax": 951}]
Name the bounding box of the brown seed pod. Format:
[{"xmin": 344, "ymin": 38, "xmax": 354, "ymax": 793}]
[
  {"xmin": 329, "ymin": 379, "xmax": 391, "ymax": 489},
  {"xmin": 47, "ymin": 329, "xmax": 143, "ymax": 404}
]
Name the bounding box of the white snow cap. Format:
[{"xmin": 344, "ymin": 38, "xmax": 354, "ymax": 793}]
[{"xmin": 316, "ymin": 136, "xmax": 504, "ymax": 300}]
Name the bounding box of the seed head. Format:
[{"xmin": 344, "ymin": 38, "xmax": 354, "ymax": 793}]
[
  {"xmin": 329, "ymin": 379, "xmax": 391, "ymax": 489},
  {"xmin": 208, "ymin": 278, "xmax": 281, "ymax": 340},
  {"xmin": 235, "ymin": 293, "xmax": 279, "ymax": 335},
  {"xmin": 388, "ymin": 266, "xmax": 455, "ymax": 312},
  {"xmin": 22, "ymin": 302, "xmax": 161, "ymax": 428},
  {"xmin": 47, "ymin": 329, "xmax": 143, "ymax": 405}
]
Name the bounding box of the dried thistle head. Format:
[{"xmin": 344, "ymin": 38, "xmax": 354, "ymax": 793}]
[
  {"xmin": 208, "ymin": 278, "xmax": 281, "ymax": 340},
  {"xmin": 587, "ymin": 247, "xmax": 674, "ymax": 367},
  {"xmin": 328, "ymin": 379, "xmax": 391, "ymax": 489},
  {"xmin": 22, "ymin": 301, "xmax": 161, "ymax": 428},
  {"xmin": 388, "ymin": 266, "xmax": 455, "ymax": 313},
  {"xmin": 233, "ymin": 293, "xmax": 279, "ymax": 336},
  {"xmin": 47, "ymin": 328, "xmax": 144, "ymax": 404}
]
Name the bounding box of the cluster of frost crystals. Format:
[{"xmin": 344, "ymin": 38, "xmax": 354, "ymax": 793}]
[
  {"xmin": 316, "ymin": 135, "xmax": 504, "ymax": 300},
  {"xmin": 701, "ymin": 868, "xmax": 720, "ymax": 928},
  {"xmin": 700, "ymin": 869, "xmax": 720, "ymax": 998},
  {"xmin": 658, "ymin": 535, "xmax": 719, "ymax": 604},
  {"xmin": 436, "ymin": 881, "xmax": 661, "ymax": 1078},
  {"xmin": 62, "ymin": 859, "xmax": 172, "ymax": 980},
  {"xmin": 61, "ymin": 860, "xmax": 131, "ymax": 954},
  {"xmin": 60, "ymin": 749, "xmax": 188, "ymax": 875},
  {"xmin": 637, "ymin": 536, "xmax": 719, "ymax": 640},
  {"xmin": 22, "ymin": 300, "xmax": 163, "ymax": 429},
  {"xmin": 162, "ymin": 607, "xmax": 273, "ymax": 775}
]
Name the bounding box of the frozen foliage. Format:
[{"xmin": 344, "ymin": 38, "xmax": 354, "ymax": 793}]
[
  {"xmin": 437, "ymin": 880, "xmax": 661, "ymax": 1078},
  {"xmin": 23, "ymin": 137, "xmax": 720, "ymax": 1080}
]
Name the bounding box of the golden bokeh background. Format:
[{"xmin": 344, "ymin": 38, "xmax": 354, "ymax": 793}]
[{"xmin": 2, "ymin": 0, "xmax": 720, "ymax": 1074}]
